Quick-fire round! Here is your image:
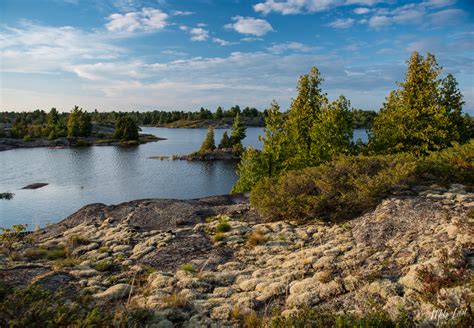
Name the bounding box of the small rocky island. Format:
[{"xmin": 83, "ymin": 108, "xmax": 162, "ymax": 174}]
[{"xmin": 0, "ymin": 184, "xmax": 472, "ymax": 326}]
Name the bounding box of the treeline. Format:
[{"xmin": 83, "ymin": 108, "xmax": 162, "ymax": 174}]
[
  {"xmin": 234, "ymin": 52, "xmax": 473, "ymax": 222},
  {"xmin": 0, "ymin": 106, "xmax": 139, "ymax": 142},
  {"xmin": 1, "ymin": 105, "xmax": 378, "ymax": 140}
]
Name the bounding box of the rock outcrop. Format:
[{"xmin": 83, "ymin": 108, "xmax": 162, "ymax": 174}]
[{"xmin": 0, "ymin": 185, "xmax": 472, "ymax": 326}]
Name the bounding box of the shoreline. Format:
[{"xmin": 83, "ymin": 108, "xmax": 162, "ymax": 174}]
[{"xmin": 0, "ymin": 134, "xmax": 166, "ymax": 152}]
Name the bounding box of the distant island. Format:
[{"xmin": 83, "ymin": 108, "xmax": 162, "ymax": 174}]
[{"xmin": 0, "ymin": 107, "xmax": 163, "ymax": 151}]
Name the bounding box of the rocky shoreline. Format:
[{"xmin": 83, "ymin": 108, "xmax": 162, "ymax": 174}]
[
  {"xmin": 151, "ymin": 148, "xmax": 238, "ymax": 161},
  {"xmin": 0, "ymin": 185, "xmax": 472, "ymax": 326},
  {"xmin": 0, "ymin": 134, "xmax": 164, "ymax": 152}
]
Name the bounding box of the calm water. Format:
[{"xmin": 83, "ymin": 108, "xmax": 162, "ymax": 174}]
[{"xmin": 0, "ymin": 127, "xmax": 368, "ymax": 229}]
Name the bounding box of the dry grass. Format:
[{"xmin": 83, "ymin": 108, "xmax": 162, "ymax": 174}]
[
  {"xmin": 162, "ymin": 292, "xmax": 188, "ymax": 309},
  {"xmin": 247, "ymin": 230, "xmax": 267, "ymax": 246}
]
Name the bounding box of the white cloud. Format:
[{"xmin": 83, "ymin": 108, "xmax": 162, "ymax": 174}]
[
  {"xmin": 267, "ymin": 42, "xmax": 316, "ymax": 54},
  {"xmin": 171, "ymin": 10, "xmax": 194, "ymax": 16},
  {"xmin": 189, "ymin": 27, "xmax": 209, "ymax": 41},
  {"xmin": 354, "ymin": 7, "xmax": 371, "ymax": 14},
  {"xmin": 428, "ymin": 9, "xmax": 467, "ymax": 25},
  {"xmin": 253, "ymin": 0, "xmax": 384, "ymax": 15},
  {"xmin": 212, "ymin": 38, "xmax": 237, "ymax": 46},
  {"xmin": 328, "ymin": 18, "xmax": 355, "ymax": 28},
  {"xmin": 224, "ymin": 16, "xmax": 273, "ymax": 37},
  {"xmin": 105, "ymin": 7, "xmax": 168, "ymax": 32},
  {"xmin": 0, "ymin": 22, "xmax": 122, "ymax": 74},
  {"xmin": 422, "ymin": 0, "xmax": 457, "ymax": 8},
  {"xmin": 367, "ymin": 15, "xmax": 391, "ymax": 28},
  {"xmin": 241, "ymin": 37, "xmax": 264, "ymax": 42}
]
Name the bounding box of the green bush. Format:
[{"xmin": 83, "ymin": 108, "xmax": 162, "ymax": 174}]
[
  {"xmin": 180, "ymin": 263, "xmax": 195, "ymax": 273},
  {"xmin": 250, "ymin": 141, "xmax": 473, "ymax": 223},
  {"xmin": 215, "ymin": 221, "xmax": 231, "ymax": 233},
  {"xmin": 0, "ymin": 285, "xmax": 111, "ymax": 327},
  {"xmin": 417, "ymin": 141, "xmax": 473, "ymax": 186},
  {"xmin": 251, "ymin": 153, "xmax": 417, "ymax": 223}
]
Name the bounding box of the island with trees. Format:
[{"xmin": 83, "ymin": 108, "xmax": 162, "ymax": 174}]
[{"xmin": 0, "ymin": 106, "xmax": 162, "ymax": 151}]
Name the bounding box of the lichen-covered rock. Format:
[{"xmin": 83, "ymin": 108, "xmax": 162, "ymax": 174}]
[{"xmin": 94, "ymin": 284, "xmax": 133, "ymax": 301}]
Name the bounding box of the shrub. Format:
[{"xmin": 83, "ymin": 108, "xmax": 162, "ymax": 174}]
[
  {"xmin": 251, "ymin": 153, "xmax": 417, "ymax": 223},
  {"xmin": 45, "ymin": 247, "xmax": 68, "ymax": 260},
  {"xmin": 251, "ymin": 141, "xmax": 473, "ymax": 223},
  {"xmin": 180, "ymin": 263, "xmax": 195, "ymax": 273},
  {"xmin": 215, "ymin": 221, "xmax": 231, "ymax": 233},
  {"xmin": 0, "ymin": 285, "xmax": 111, "ymax": 327},
  {"xmin": 213, "ymin": 233, "xmax": 226, "ymax": 242},
  {"xmin": 95, "ymin": 260, "xmax": 113, "ymax": 272},
  {"xmin": 416, "ymin": 141, "xmax": 473, "ymax": 187}
]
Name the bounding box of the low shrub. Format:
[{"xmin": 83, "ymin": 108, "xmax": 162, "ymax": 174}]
[
  {"xmin": 213, "ymin": 233, "xmax": 226, "ymax": 242},
  {"xmin": 216, "ymin": 221, "xmax": 231, "ymax": 233},
  {"xmin": 0, "ymin": 285, "xmax": 111, "ymax": 327},
  {"xmin": 251, "ymin": 153, "xmax": 417, "ymax": 223},
  {"xmin": 250, "ymin": 141, "xmax": 474, "ymax": 223},
  {"xmin": 95, "ymin": 260, "xmax": 113, "ymax": 272},
  {"xmin": 180, "ymin": 263, "xmax": 195, "ymax": 273}
]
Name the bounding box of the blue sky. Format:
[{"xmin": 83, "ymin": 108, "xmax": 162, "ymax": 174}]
[{"xmin": 1, "ymin": 0, "xmax": 473, "ymax": 113}]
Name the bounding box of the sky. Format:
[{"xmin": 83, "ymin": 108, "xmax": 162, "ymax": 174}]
[{"xmin": 0, "ymin": 0, "xmax": 473, "ymax": 113}]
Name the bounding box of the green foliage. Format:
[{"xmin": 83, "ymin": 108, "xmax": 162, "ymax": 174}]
[
  {"xmin": 260, "ymin": 307, "xmax": 415, "ymax": 328},
  {"xmin": 351, "ymin": 108, "xmax": 377, "ymax": 129},
  {"xmin": 234, "ymin": 68, "xmax": 354, "ymax": 192},
  {"xmin": 233, "ymin": 100, "xmax": 288, "ymax": 192},
  {"xmin": 251, "ymin": 141, "xmax": 473, "ymax": 223},
  {"xmin": 250, "ymin": 153, "xmax": 417, "ymax": 223},
  {"xmin": 218, "ymin": 131, "xmax": 232, "ymax": 149},
  {"xmin": 416, "ymin": 140, "xmax": 474, "ymax": 185},
  {"xmin": 232, "ymin": 147, "xmax": 268, "ymax": 193},
  {"xmin": 215, "ymin": 220, "xmax": 231, "ymax": 233},
  {"xmin": 95, "ymin": 260, "xmax": 113, "ymax": 272},
  {"xmin": 370, "ymin": 52, "xmax": 466, "ymax": 155},
  {"xmin": 0, "ymin": 285, "xmax": 112, "ymax": 327},
  {"xmin": 230, "ymin": 113, "xmax": 246, "ymax": 147},
  {"xmin": 114, "ymin": 115, "xmax": 139, "ymax": 141},
  {"xmin": 199, "ymin": 126, "xmax": 216, "ymax": 154},
  {"xmin": 67, "ymin": 106, "xmax": 92, "ymax": 138},
  {"xmin": 180, "ymin": 263, "xmax": 195, "ymax": 273},
  {"xmin": 213, "ymin": 233, "xmax": 226, "ymax": 242}
]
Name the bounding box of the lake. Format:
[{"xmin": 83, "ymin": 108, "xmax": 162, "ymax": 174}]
[{"xmin": 0, "ymin": 127, "xmax": 368, "ymax": 229}]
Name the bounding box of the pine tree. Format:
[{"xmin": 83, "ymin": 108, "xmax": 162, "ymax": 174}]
[
  {"xmin": 230, "ymin": 113, "xmax": 246, "ymax": 146},
  {"xmin": 259, "ymin": 100, "xmax": 288, "ymax": 177},
  {"xmin": 370, "ymin": 52, "xmax": 465, "ymax": 155},
  {"xmin": 218, "ymin": 131, "xmax": 232, "ymax": 149},
  {"xmin": 114, "ymin": 115, "xmax": 139, "ymax": 141},
  {"xmin": 67, "ymin": 106, "xmax": 92, "ymax": 138},
  {"xmin": 310, "ymin": 95, "xmax": 353, "ymax": 163},
  {"xmin": 285, "ymin": 66, "xmax": 328, "ymax": 169},
  {"xmin": 199, "ymin": 127, "xmax": 216, "ymax": 153}
]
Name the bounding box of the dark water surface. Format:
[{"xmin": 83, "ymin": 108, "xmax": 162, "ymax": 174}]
[{"xmin": 0, "ymin": 127, "xmax": 368, "ymax": 228}]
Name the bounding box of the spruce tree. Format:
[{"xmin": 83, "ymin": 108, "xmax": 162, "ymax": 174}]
[
  {"xmin": 370, "ymin": 52, "xmax": 465, "ymax": 155},
  {"xmin": 259, "ymin": 100, "xmax": 288, "ymax": 177},
  {"xmin": 199, "ymin": 127, "xmax": 216, "ymax": 153},
  {"xmin": 285, "ymin": 66, "xmax": 328, "ymax": 169},
  {"xmin": 114, "ymin": 115, "xmax": 139, "ymax": 141},
  {"xmin": 310, "ymin": 95, "xmax": 353, "ymax": 163},
  {"xmin": 230, "ymin": 113, "xmax": 246, "ymax": 146},
  {"xmin": 218, "ymin": 131, "xmax": 232, "ymax": 149}
]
